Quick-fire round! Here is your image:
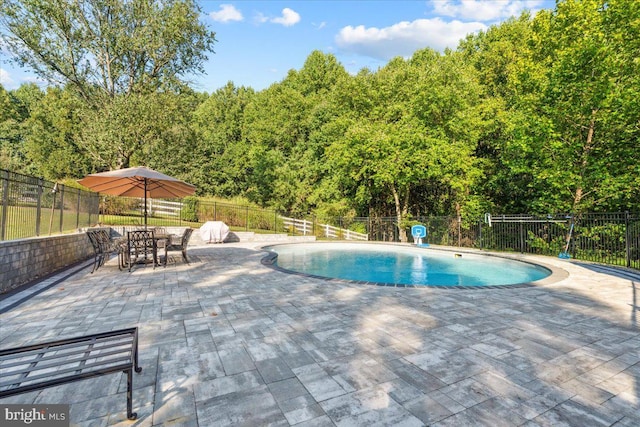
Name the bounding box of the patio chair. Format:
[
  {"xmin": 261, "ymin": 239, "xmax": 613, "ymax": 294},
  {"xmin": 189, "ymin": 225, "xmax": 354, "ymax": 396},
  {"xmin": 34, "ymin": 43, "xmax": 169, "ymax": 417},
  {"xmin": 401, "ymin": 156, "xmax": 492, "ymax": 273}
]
[
  {"xmin": 87, "ymin": 230, "xmax": 105, "ymax": 273},
  {"xmin": 87, "ymin": 229, "xmax": 119, "ymax": 273},
  {"xmin": 166, "ymin": 228, "xmax": 193, "ymax": 264},
  {"xmin": 123, "ymin": 230, "xmax": 157, "ymax": 272},
  {"xmin": 152, "ymin": 227, "xmax": 167, "ymax": 235}
]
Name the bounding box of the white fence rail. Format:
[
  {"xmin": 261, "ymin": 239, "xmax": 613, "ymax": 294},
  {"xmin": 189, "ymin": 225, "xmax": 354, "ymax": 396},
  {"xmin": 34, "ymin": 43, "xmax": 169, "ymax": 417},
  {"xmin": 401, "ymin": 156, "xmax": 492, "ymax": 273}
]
[
  {"xmin": 280, "ymin": 216, "xmax": 368, "ymax": 241},
  {"xmin": 145, "ymin": 199, "xmax": 183, "ymax": 217}
]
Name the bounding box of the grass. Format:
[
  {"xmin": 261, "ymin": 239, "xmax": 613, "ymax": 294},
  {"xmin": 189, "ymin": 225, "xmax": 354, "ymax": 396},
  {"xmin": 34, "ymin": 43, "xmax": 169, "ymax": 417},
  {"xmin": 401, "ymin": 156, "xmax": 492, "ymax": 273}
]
[{"xmin": 1, "ymin": 205, "xmax": 96, "ymax": 240}]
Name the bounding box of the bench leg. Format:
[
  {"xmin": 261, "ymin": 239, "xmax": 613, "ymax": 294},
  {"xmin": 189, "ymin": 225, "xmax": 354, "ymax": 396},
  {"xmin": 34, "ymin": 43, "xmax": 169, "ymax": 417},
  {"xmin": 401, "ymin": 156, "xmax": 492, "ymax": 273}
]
[{"xmin": 126, "ymin": 368, "xmax": 137, "ymax": 420}]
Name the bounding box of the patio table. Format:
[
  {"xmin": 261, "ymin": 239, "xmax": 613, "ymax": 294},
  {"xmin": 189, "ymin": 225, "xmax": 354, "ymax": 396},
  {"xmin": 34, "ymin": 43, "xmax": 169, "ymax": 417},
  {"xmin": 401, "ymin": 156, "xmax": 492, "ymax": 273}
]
[{"xmin": 120, "ymin": 231, "xmax": 173, "ymax": 271}]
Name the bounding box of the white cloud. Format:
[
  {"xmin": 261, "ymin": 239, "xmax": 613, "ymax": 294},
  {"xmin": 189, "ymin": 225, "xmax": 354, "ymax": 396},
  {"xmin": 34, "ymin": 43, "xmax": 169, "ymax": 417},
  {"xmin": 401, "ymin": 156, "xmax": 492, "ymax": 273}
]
[
  {"xmin": 209, "ymin": 4, "xmax": 243, "ymax": 23},
  {"xmin": 313, "ymin": 21, "xmax": 327, "ymax": 30},
  {"xmin": 432, "ymin": 0, "xmax": 544, "ymax": 22},
  {"xmin": 335, "ymin": 18, "xmax": 486, "ymax": 60},
  {"xmin": 271, "ymin": 8, "xmax": 300, "ymax": 27},
  {"xmin": 254, "ymin": 12, "xmax": 269, "ymax": 24},
  {"xmin": 0, "ymin": 68, "xmax": 16, "ymax": 89}
]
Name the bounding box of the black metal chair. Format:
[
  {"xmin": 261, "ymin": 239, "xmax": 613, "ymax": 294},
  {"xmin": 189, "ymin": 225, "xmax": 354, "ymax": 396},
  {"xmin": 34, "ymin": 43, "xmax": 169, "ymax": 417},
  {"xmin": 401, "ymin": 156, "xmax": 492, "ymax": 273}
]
[
  {"xmin": 87, "ymin": 229, "xmax": 118, "ymax": 273},
  {"xmin": 166, "ymin": 228, "xmax": 193, "ymax": 264},
  {"xmin": 87, "ymin": 230, "xmax": 105, "ymax": 273},
  {"xmin": 123, "ymin": 230, "xmax": 156, "ymax": 272}
]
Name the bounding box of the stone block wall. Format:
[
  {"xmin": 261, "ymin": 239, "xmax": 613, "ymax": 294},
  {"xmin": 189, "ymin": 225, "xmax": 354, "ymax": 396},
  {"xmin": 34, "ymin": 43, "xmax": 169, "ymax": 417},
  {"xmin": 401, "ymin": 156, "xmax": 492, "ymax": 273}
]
[{"xmin": 0, "ymin": 232, "xmax": 94, "ymax": 294}]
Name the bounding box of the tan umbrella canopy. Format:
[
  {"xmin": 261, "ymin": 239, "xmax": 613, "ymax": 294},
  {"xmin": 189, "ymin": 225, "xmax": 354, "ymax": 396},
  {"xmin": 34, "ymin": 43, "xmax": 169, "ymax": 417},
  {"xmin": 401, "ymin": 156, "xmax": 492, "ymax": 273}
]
[{"xmin": 78, "ymin": 166, "xmax": 196, "ymax": 226}]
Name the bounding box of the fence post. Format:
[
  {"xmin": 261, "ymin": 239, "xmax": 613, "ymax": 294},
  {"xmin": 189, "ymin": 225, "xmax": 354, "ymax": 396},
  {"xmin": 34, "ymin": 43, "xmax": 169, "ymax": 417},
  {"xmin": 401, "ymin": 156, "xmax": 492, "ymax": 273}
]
[
  {"xmin": 478, "ymin": 220, "xmax": 483, "ymax": 250},
  {"xmin": 87, "ymin": 194, "xmax": 92, "ymax": 226},
  {"xmin": 625, "ymin": 211, "xmax": 631, "ymax": 268},
  {"xmin": 1, "ymin": 170, "xmax": 9, "ymax": 240},
  {"xmin": 519, "ymin": 219, "xmax": 524, "ymax": 253},
  {"xmin": 76, "ymin": 188, "xmax": 81, "ymax": 229},
  {"xmin": 36, "ymin": 178, "xmax": 43, "ymax": 236},
  {"xmin": 246, "ymin": 206, "xmax": 249, "ymax": 231},
  {"xmin": 58, "ymin": 185, "xmax": 65, "ymax": 233}
]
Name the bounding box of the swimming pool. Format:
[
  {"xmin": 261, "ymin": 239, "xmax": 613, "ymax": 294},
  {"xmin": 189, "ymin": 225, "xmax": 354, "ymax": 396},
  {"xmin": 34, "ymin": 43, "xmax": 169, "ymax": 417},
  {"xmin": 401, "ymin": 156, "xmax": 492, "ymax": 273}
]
[{"xmin": 264, "ymin": 243, "xmax": 552, "ymax": 287}]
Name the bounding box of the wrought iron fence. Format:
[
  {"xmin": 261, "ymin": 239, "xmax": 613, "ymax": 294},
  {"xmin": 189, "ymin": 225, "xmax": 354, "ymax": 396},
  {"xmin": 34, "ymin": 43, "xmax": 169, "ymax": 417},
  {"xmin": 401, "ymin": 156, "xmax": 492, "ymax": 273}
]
[
  {"xmin": 99, "ymin": 197, "xmax": 284, "ymax": 233},
  {"xmin": 0, "ymin": 169, "xmax": 100, "ymax": 241},
  {"xmin": 4, "ymin": 169, "xmax": 638, "ymax": 270},
  {"xmin": 349, "ymin": 213, "xmax": 639, "ymax": 270}
]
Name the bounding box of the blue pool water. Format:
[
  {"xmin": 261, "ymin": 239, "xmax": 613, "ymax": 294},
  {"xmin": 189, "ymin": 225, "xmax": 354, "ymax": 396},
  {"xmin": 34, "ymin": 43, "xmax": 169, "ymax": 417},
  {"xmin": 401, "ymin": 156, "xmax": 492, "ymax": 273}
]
[{"xmin": 267, "ymin": 243, "xmax": 551, "ymax": 287}]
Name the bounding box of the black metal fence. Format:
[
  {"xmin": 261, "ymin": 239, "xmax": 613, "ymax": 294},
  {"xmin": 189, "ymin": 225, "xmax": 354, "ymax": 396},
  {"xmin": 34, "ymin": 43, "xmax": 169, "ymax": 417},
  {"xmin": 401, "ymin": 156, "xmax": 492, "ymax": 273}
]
[
  {"xmin": 4, "ymin": 169, "xmax": 638, "ymax": 270},
  {"xmin": 348, "ymin": 213, "xmax": 639, "ymax": 270},
  {"xmin": 99, "ymin": 197, "xmax": 284, "ymax": 233},
  {"xmin": 0, "ymin": 169, "xmax": 100, "ymax": 241}
]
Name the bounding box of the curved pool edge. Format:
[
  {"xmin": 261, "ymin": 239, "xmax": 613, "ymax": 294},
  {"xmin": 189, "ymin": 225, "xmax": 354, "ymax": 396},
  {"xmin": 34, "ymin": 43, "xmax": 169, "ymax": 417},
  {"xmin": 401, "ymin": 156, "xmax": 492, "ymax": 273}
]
[{"xmin": 260, "ymin": 242, "xmax": 570, "ymax": 289}]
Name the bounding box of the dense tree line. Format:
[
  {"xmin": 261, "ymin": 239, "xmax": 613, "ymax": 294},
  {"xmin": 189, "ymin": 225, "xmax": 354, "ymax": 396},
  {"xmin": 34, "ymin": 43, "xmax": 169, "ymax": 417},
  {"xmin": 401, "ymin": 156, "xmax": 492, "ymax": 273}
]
[{"xmin": 1, "ymin": 0, "xmax": 638, "ymax": 240}]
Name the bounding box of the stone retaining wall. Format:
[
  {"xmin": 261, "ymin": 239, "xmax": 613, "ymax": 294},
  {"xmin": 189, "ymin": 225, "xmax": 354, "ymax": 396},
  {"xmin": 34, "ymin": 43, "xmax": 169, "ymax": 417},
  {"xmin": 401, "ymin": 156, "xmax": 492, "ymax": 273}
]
[
  {"xmin": 0, "ymin": 227, "xmax": 317, "ymax": 294},
  {"xmin": 0, "ymin": 232, "xmax": 94, "ymax": 294}
]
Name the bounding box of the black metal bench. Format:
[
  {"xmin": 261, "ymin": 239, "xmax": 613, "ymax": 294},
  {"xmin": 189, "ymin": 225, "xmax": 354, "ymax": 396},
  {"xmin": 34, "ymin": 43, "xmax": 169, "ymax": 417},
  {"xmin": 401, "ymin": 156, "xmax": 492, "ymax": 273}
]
[{"xmin": 0, "ymin": 328, "xmax": 142, "ymax": 420}]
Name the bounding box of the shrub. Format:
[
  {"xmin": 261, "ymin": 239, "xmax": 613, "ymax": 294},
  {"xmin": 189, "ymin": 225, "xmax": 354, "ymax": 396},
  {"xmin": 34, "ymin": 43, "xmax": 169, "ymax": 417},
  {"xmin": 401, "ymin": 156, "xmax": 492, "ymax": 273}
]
[{"xmin": 181, "ymin": 196, "xmax": 199, "ymax": 222}]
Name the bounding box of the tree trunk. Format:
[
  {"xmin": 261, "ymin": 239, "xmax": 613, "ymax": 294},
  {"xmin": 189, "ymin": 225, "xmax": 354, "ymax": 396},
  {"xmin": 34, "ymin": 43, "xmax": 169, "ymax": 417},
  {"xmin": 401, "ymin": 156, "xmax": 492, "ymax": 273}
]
[
  {"xmin": 117, "ymin": 153, "xmax": 130, "ymax": 169},
  {"xmin": 391, "ymin": 183, "xmax": 409, "ymax": 243},
  {"xmin": 571, "ymin": 109, "xmax": 598, "ymax": 211}
]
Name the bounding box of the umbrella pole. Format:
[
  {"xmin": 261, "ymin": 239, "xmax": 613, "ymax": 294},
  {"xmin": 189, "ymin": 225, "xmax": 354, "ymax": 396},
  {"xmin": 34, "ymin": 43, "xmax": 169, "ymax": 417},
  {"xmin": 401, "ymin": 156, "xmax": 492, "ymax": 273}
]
[{"xmin": 144, "ymin": 178, "xmax": 148, "ymax": 229}]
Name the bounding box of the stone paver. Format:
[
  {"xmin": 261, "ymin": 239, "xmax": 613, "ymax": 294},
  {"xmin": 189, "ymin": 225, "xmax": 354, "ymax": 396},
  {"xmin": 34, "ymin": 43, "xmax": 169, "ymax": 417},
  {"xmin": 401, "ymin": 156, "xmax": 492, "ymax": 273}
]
[{"xmin": 1, "ymin": 242, "xmax": 639, "ymax": 426}]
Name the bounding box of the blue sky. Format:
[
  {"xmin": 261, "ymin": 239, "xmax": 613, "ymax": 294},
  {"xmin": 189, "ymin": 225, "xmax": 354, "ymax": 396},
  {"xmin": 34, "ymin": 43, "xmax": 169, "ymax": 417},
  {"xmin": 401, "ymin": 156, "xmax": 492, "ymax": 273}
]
[{"xmin": 0, "ymin": 0, "xmax": 555, "ymax": 92}]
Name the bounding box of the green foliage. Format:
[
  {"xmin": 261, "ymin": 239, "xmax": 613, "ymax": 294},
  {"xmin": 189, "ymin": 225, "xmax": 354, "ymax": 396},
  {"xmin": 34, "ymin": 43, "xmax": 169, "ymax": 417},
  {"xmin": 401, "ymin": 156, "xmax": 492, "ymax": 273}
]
[
  {"xmin": 181, "ymin": 196, "xmax": 199, "ymax": 222},
  {"xmin": 507, "ymin": 0, "xmax": 640, "ymax": 212},
  {"xmin": 348, "ymin": 222, "xmax": 367, "ymax": 235},
  {"xmin": 2, "ymin": 0, "xmax": 638, "ymax": 231},
  {"xmin": 398, "ymin": 214, "xmax": 422, "ymax": 231},
  {"xmin": 100, "ymin": 196, "xmax": 139, "ymax": 216},
  {"xmin": 190, "ymin": 83, "xmax": 255, "ymax": 197},
  {"xmin": 526, "ymin": 230, "xmax": 565, "ymax": 254},
  {"xmin": 23, "ymin": 87, "xmax": 91, "ymax": 179},
  {"xmin": 0, "ymin": 0, "xmax": 216, "ymax": 101}
]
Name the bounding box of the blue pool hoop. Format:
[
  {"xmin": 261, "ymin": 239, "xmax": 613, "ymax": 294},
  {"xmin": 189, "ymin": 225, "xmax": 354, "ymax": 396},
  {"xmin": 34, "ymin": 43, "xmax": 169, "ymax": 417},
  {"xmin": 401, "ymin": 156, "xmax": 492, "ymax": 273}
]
[{"xmin": 411, "ymin": 225, "xmax": 429, "ymax": 247}]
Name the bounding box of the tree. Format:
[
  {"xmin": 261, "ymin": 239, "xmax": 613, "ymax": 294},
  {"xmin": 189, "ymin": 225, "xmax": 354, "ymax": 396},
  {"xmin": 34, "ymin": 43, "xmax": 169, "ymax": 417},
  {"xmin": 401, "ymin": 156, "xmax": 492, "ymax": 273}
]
[
  {"xmin": 326, "ymin": 50, "xmax": 483, "ymax": 241},
  {"xmin": 1, "ymin": 0, "xmax": 217, "ymax": 171},
  {"xmin": 23, "ymin": 86, "xmax": 91, "ymax": 179},
  {"xmin": 240, "ymin": 51, "xmax": 349, "ymax": 213},
  {"xmin": 190, "ymin": 82, "xmax": 255, "ymax": 196},
  {"xmin": 510, "ymin": 0, "xmax": 640, "ymax": 212},
  {"xmin": 80, "ymin": 91, "xmax": 195, "ymax": 171},
  {"xmin": 0, "ymin": 83, "xmax": 44, "ymax": 172},
  {"xmin": 0, "ymin": 0, "xmax": 216, "ymax": 102},
  {"xmin": 458, "ymin": 14, "xmax": 536, "ymax": 213}
]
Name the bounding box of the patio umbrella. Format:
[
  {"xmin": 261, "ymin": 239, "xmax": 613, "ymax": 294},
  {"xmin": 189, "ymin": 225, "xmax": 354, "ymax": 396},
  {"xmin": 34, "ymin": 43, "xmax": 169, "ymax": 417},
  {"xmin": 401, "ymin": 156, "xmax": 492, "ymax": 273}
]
[{"xmin": 78, "ymin": 166, "xmax": 196, "ymax": 227}]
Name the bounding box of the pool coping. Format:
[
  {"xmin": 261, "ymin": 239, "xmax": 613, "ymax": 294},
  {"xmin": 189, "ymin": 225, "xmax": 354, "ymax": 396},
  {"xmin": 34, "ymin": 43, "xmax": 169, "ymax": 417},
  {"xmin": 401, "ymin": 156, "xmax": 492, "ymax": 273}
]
[{"xmin": 260, "ymin": 241, "xmax": 570, "ymax": 289}]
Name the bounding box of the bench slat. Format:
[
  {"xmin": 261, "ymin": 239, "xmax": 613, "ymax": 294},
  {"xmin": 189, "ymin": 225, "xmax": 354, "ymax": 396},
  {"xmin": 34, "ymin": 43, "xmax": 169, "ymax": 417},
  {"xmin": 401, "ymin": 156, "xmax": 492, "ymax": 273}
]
[
  {"xmin": 1, "ymin": 355, "xmax": 133, "ymax": 390},
  {"xmin": 0, "ymin": 341, "xmax": 133, "ymax": 369},
  {"xmin": 0, "ymin": 327, "xmax": 141, "ymax": 420},
  {"xmin": 0, "ymin": 334, "xmax": 134, "ymax": 361},
  {"xmin": 0, "ymin": 347, "xmax": 133, "ymax": 380},
  {"xmin": 0, "ymin": 328, "xmax": 138, "ymax": 357}
]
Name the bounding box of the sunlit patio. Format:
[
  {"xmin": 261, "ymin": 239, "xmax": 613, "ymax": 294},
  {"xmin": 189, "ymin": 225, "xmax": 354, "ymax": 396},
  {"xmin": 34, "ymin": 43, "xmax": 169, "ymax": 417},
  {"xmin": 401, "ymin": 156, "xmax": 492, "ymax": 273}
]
[{"xmin": 1, "ymin": 241, "xmax": 639, "ymax": 426}]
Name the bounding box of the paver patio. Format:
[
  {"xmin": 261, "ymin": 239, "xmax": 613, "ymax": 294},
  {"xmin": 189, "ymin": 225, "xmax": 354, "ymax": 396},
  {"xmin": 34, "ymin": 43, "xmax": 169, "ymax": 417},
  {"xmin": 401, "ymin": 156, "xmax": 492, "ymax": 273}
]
[{"xmin": 1, "ymin": 241, "xmax": 638, "ymax": 426}]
